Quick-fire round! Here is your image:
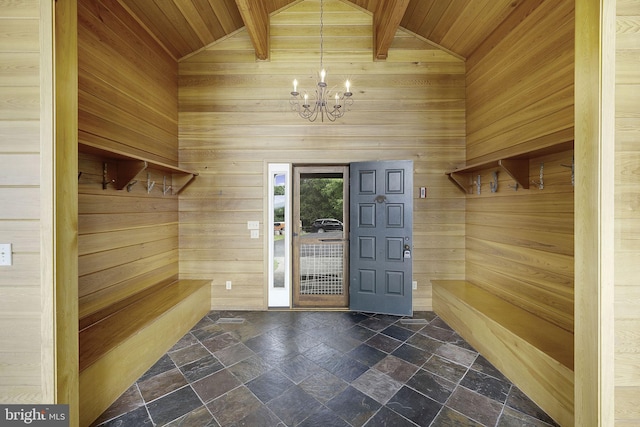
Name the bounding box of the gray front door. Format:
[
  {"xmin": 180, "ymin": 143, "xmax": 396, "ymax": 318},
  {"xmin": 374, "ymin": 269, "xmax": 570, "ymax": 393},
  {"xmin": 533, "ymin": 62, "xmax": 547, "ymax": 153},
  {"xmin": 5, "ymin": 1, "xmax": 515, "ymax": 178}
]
[{"xmin": 349, "ymin": 160, "xmax": 413, "ymax": 316}]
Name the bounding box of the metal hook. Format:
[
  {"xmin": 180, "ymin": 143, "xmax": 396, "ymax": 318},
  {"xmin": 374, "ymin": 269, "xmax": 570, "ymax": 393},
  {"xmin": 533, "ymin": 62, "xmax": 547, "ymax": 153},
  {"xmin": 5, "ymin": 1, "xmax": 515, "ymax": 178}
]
[
  {"xmin": 126, "ymin": 180, "xmax": 138, "ymax": 192},
  {"xmin": 163, "ymin": 176, "xmax": 172, "ymax": 195},
  {"xmin": 561, "ymin": 156, "xmax": 574, "ymax": 186},
  {"xmin": 531, "ymin": 163, "xmax": 544, "ymax": 190},
  {"xmin": 146, "ymin": 173, "xmax": 155, "ymax": 193},
  {"xmin": 476, "ymin": 175, "xmax": 481, "ymax": 195},
  {"xmin": 490, "ymin": 171, "xmax": 498, "ymax": 193},
  {"xmin": 102, "ymin": 162, "xmax": 115, "ymax": 190}
]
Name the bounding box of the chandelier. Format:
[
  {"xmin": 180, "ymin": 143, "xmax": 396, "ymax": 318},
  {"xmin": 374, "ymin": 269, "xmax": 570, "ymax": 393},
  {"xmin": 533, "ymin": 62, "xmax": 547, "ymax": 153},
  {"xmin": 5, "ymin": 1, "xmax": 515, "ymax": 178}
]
[{"xmin": 289, "ymin": 0, "xmax": 353, "ymax": 122}]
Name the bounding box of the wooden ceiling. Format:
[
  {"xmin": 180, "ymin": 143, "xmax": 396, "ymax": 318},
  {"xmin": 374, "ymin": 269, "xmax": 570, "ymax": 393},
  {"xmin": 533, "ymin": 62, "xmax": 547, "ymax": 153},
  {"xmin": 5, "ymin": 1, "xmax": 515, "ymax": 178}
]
[{"xmin": 117, "ymin": 0, "xmax": 526, "ymax": 61}]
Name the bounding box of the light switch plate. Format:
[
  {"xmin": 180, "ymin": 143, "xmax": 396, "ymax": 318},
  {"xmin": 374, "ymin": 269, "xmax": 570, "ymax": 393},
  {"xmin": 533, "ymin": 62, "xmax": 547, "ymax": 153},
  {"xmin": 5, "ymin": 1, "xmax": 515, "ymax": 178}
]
[
  {"xmin": 0, "ymin": 244, "xmax": 12, "ymax": 266},
  {"xmin": 247, "ymin": 221, "xmax": 259, "ymax": 230}
]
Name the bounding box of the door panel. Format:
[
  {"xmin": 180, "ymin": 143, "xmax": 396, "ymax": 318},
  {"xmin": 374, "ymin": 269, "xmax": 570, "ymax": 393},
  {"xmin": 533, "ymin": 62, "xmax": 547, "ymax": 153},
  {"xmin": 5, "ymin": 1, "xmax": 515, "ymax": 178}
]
[{"xmin": 349, "ymin": 160, "xmax": 413, "ymax": 316}]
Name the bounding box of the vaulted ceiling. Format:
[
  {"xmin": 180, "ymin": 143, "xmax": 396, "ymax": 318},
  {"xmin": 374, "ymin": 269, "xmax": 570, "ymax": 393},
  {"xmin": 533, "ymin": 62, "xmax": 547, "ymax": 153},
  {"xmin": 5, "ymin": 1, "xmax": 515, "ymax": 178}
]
[{"xmin": 117, "ymin": 0, "xmax": 526, "ymax": 61}]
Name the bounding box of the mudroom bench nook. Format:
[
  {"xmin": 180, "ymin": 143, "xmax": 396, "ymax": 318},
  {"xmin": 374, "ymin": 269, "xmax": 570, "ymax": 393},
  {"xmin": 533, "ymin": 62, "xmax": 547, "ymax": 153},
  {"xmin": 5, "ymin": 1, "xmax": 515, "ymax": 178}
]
[
  {"xmin": 78, "ymin": 279, "xmax": 211, "ymax": 427},
  {"xmin": 432, "ymin": 279, "xmax": 574, "ymax": 426}
]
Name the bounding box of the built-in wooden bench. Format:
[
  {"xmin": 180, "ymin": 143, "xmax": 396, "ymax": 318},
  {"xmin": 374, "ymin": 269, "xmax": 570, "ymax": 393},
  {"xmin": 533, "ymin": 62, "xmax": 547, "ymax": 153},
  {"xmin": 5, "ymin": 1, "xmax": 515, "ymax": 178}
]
[
  {"xmin": 432, "ymin": 280, "xmax": 574, "ymax": 427},
  {"xmin": 78, "ymin": 279, "xmax": 211, "ymax": 427}
]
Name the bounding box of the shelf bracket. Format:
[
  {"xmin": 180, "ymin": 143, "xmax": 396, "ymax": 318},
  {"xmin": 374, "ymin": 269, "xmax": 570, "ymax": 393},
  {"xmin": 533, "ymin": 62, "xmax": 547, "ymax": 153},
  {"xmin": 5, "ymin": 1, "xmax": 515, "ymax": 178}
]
[
  {"xmin": 115, "ymin": 160, "xmax": 147, "ymax": 191},
  {"xmin": 498, "ymin": 158, "xmax": 529, "ymax": 190},
  {"xmin": 172, "ymin": 173, "xmax": 198, "ymax": 195}
]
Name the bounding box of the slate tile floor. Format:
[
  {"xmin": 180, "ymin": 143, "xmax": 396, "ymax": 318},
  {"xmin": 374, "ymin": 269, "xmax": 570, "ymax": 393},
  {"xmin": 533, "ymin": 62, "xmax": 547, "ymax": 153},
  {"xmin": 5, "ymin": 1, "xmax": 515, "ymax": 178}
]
[{"xmin": 92, "ymin": 311, "xmax": 560, "ymax": 427}]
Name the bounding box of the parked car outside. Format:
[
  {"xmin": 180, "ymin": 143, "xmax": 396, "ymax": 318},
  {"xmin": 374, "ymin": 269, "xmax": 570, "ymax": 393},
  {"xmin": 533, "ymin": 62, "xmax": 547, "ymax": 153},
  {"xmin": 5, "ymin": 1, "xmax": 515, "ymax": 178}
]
[
  {"xmin": 274, "ymin": 222, "xmax": 285, "ymax": 234},
  {"xmin": 311, "ymin": 218, "xmax": 343, "ymax": 233}
]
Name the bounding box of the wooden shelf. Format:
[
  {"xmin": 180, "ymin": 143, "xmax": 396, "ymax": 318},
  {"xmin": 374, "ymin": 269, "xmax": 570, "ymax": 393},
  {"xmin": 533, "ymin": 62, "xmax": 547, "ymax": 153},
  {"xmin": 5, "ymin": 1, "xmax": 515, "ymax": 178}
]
[
  {"xmin": 79, "ymin": 141, "xmax": 198, "ymax": 194},
  {"xmin": 445, "ymin": 140, "xmax": 574, "ymax": 194}
]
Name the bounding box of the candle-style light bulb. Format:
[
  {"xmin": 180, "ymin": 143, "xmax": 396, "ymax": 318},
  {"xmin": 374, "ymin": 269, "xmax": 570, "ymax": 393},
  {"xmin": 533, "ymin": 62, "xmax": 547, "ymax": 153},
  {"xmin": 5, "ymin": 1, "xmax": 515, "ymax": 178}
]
[
  {"xmin": 345, "ymin": 80, "xmax": 351, "ymax": 92},
  {"xmin": 293, "ymin": 79, "xmax": 298, "ymax": 92},
  {"xmin": 320, "ymin": 69, "xmax": 326, "ymax": 83},
  {"xmin": 335, "ymin": 93, "xmax": 339, "ymax": 105},
  {"xmin": 304, "ymin": 93, "xmax": 308, "ymax": 102}
]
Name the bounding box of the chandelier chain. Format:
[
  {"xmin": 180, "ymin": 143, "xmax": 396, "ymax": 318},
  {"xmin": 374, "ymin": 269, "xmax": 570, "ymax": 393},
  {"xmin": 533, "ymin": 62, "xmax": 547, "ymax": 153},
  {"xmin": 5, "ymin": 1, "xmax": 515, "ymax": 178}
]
[{"xmin": 320, "ymin": 0, "xmax": 323, "ymax": 70}]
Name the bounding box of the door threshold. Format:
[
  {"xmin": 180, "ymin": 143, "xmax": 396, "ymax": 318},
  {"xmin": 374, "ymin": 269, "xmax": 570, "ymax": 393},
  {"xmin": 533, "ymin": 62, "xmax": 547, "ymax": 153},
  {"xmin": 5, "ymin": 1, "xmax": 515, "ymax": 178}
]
[{"xmin": 268, "ymin": 307, "xmax": 350, "ymax": 312}]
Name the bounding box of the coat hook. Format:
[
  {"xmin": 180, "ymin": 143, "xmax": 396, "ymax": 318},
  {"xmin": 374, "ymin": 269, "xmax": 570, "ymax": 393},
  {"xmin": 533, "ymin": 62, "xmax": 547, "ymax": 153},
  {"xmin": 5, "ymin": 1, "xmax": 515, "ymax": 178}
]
[
  {"xmin": 490, "ymin": 171, "xmax": 498, "ymax": 193},
  {"xmin": 146, "ymin": 173, "xmax": 155, "ymax": 193},
  {"xmin": 561, "ymin": 156, "xmax": 574, "ymax": 186},
  {"xmin": 476, "ymin": 175, "xmax": 481, "ymax": 195},
  {"xmin": 126, "ymin": 180, "xmax": 138, "ymax": 192},
  {"xmin": 531, "ymin": 163, "xmax": 544, "ymax": 190},
  {"xmin": 163, "ymin": 176, "xmax": 172, "ymax": 195},
  {"xmin": 78, "ymin": 172, "xmax": 83, "ymax": 180},
  {"xmin": 102, "ymin": 162, "xmax": 115, "ymax": 190},
  {"xmin": 508, "ymin": 182, "xmax": 519, "ymax": 191}
]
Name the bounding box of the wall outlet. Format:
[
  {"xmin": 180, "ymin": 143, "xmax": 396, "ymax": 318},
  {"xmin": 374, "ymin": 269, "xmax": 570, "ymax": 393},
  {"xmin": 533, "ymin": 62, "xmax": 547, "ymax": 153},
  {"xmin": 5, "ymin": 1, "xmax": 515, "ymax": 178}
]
[
  {"xmin": 247, "ymin": 221, "xmax": 259, "ymax": 230},
  {"xmin": 225, "ymin": 280, "xmax": 232, "ymax": 290},
  {"xmin": 412, "ymin": 281, "xmax": 417, "ymax": 290},
  {"xmin": 250, "ymin": 229, "xmax": 259, "ymax": 239},
  {"xmin": 0, "ymin": 244, "xmax": 12, "ymax": 266}
]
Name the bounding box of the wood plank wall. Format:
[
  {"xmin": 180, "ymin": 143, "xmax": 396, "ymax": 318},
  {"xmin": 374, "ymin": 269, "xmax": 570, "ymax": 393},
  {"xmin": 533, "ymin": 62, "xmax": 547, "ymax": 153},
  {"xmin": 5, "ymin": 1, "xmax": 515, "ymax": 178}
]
[
  {"xmin": 615, "ymin": 0, "xmax": 640, "ymax": 422},
  {"xmin": 178, "ymin": 0, "xmax": 466, "ymax": 310},
  {"xmin": 77, "ymin": 0, "xmax": 180, "ymax": 320},
  {"xmin": 0, "ymin": 0, "xmax": 44, "ymax": 403},
  {"xmin": 464, "ymin": 0, "xmax": 575, "ymax": 333}
]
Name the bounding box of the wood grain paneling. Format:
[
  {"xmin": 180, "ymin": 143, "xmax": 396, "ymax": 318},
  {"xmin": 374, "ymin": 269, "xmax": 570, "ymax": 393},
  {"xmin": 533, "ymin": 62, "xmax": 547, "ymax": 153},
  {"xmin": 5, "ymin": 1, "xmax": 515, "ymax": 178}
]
[
  {"xmin": 615, "ymin": 0, "xmax": 640, "ymax": 423},
  {"xmin": 78, "ymin": 0, "xmax": 177, "ymax": 166},
  {"xmin": 78, "ymin": 0, "xmax": 180, "ymax": 321},
  {"xmin": 466, "ymin": 0, "xmax": 574, "ymax": 163},
  {"xmin": 179, "ymin": 0, "xmax": 466, "ymax": 310},
  {"xmin": 0, "ymin": 0, "xmax": 44, "ymax": 404},
  {"xmin": 464, "ymin": 0, "xmax": 575, "ymax": 336}
]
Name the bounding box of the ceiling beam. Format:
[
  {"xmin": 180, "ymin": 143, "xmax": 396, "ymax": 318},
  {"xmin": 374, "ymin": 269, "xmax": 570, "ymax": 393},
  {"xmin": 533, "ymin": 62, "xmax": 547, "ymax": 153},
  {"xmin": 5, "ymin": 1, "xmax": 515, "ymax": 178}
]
[
  {"xmin": 373, "ymin": 0, "xmax": 410, "ymax": 60},
  {"xmin": 235, "ymin": 0, "xmax": 269, "ymax": 60}
]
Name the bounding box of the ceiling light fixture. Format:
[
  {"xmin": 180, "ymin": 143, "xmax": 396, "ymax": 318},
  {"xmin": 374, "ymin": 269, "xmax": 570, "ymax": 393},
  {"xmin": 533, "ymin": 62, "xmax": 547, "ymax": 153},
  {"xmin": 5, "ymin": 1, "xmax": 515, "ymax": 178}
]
[{"xmin": 290, "ymin": 0, "xmax": 353, "ymax": 122}]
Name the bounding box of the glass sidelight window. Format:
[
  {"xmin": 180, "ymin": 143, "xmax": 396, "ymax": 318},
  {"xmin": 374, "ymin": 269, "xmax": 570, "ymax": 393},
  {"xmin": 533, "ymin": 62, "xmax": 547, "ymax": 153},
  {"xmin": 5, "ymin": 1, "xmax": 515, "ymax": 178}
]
[{"xmin": 268, "ymin": 163, "xmax": 291, "ymax": 307}]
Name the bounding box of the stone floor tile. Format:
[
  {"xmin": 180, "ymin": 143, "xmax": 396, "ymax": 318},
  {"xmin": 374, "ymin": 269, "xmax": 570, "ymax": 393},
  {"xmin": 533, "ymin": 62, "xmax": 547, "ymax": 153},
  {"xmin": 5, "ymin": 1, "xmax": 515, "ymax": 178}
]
[
  {"xmin": 326, "ymin": 386, "xmax": 381, "ymax": 427},
  {"xmin": 386, "ymin": 386, "xmax": 441, "ymax": 427}
]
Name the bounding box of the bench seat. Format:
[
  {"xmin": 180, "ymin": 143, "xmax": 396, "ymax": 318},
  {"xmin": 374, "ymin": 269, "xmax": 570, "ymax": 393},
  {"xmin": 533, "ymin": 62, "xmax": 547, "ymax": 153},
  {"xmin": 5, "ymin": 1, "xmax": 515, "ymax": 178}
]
[
  {"xmin": 79, "ymin": 279, "xmax": 210, "ymax": 427},
  {"xmin": 432, "ymin": 280, "xmax": 574, "ymax": 426}
]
